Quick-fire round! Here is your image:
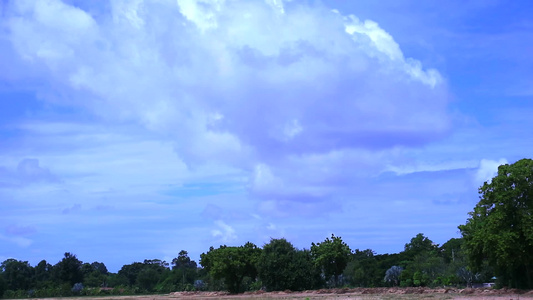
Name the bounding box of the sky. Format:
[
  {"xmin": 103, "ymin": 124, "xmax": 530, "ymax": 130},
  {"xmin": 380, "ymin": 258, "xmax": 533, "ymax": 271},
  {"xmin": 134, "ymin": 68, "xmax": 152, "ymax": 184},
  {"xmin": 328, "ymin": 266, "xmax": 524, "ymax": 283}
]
[{"xmin": 0, "ymin": 0, "xmax": 532, "ymax": 272}]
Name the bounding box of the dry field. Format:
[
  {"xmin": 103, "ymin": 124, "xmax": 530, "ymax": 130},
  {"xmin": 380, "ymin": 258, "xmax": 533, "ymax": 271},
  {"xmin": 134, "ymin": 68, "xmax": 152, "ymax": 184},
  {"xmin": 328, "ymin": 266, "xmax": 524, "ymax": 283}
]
[{"xmin": 25, "ymin": 288, "xmax": 533, "ymax": 300}]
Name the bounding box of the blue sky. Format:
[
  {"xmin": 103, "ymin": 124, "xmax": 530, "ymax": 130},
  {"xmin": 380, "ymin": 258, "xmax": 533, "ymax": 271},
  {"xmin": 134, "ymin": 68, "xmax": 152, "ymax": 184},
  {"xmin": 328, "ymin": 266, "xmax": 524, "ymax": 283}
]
[{"xmin": 0, "ymin": 0, "xmax": 532, "ymax": 272}]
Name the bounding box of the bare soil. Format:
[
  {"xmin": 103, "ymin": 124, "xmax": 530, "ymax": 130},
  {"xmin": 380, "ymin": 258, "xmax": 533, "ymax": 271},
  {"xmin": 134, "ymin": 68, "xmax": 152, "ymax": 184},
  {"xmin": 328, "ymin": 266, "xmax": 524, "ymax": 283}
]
[{"xmin": 27, "ymin": 288, "xmax": 533, "ymax": 300}]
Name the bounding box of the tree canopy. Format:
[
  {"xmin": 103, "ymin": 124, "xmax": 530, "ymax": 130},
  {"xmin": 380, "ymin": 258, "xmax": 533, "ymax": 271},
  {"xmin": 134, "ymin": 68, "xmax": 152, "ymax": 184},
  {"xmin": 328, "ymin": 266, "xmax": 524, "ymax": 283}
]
[
  {"xmin": 459, "ymin": 158, "xmax": 533, "ymax": 288},
  {"xmin": 311, "ymin": 234, "xmax": 352, "ymax": 286},
  {"xmin": 258, "ymin": 238, "xmax": 321, "ymax": 291},
  {"xmin": 199, "ymin": 242, "xmax": 261, "ymax": 293}
]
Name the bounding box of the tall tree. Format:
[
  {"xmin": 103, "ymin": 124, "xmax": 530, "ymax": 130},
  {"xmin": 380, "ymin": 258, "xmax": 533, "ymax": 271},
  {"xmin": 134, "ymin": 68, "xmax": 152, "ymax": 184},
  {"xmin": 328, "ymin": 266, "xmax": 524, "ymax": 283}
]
[
  {"xmin": 258, "ymin": 238, "xmax": 321, "ymax": 291},
  {"xmin": 54, "ymin": 252, "xmax": 83, "ymax": 286},
  {"xmin": 459, "ymin": 158, "xmax": 533, "ymax": 288},
  {"xmin": 403, "ymin": 233, "xmax": 438, "ymax": 259},
  {"xmin": 200, "ymin": 242, "xmax": 261, "ymax": 293},
  {"xmin": 0, "ymin": 259, "xmax": 33, "ymax": 291},
  {"xmin": 344, "ymin": 249, "xmax": 379, "ymax": 287},
  {"xmin": 311, "ymin": 234, "xmax": 352, "ymax": 286},
  {"xmin": 33, "ymin": 260, "xmax": 52, "ymax": 288},
  {"xmin": 171, "ymin": 250, "xmax": 198, "ymax": 288}
]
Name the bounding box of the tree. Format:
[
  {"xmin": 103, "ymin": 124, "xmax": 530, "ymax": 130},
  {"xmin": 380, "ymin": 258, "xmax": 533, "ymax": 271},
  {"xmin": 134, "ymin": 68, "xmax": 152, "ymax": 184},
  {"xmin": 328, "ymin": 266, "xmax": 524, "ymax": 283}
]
[
  {"xmin": 459, "ymin": 158, "xmax": 533, "ymax": 288},
  {"xmin": 403, "ymin": 233, "xmax": 438, "ymax": 259},
  {"xmin": 159, "ymin": 250, "xmax": 199, "ymax": 291},
  {"xmin": 0, "ymin": 259, "xmax": 33, "ymax": 291},
  {"xmin": 0, "ymin": 274, "xmax": 6, "ymax": 298},
  {"xmin": 311, "ymin": 234, "xmax": 352, "ymax": 287},
  {"xmin": 344, "ymin": 249, "xmax": 379, "ymax": 287},
  {"xmin": 400, "ymin": 234, "xmax": 444, "ymax": 287},
  {"xmin": 118, "ymin": 262, "xmax": 145, "ymax": 286},
  {"xmin": 258, "ymin": 238, "xmax": 321, "ymax": 291},
  {"xmin": 200, "ymin": 242, "xmax": 261, "ymax": 293},
  {"xmin": 384, "ymin": 266, "xmax": 402, "ymax": 286},
  {"xmin": 53, "ymin": 253, "xmax": 83, "ymax": 286},
  {"xmin": 33, "ymin": 260, "xmax": 52, "ymax": 288}
]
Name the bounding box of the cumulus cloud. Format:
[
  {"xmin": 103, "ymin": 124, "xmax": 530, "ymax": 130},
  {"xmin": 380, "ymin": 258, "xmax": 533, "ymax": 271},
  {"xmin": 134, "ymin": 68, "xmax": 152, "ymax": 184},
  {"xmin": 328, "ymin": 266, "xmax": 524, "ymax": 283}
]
[
  {"xmin": 3, "ymin": 0, "xmax": 451, "ymax": 217},
  {"xmin": 475, "ymin": 158, "xmax": 508, "ymax": 184},
  {"xmin": 211, "ymin": 220, "xmax": 237, "ymax": 243}
]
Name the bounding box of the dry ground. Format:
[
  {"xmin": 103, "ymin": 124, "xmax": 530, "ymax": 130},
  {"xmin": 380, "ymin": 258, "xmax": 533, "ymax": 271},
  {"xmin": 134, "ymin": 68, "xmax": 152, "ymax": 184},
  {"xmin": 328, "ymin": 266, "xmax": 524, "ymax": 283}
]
[{"xmin": 25, "ymin": 288, "xmax": 533, "ymax": 300}]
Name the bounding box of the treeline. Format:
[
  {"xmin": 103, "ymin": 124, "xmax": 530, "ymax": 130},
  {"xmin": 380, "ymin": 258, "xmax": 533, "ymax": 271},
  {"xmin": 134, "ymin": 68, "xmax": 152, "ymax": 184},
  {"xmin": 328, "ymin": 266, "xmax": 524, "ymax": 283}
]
[{"xmin": 0, "ymin": 233, "xmax": 487, "ymax": 298}]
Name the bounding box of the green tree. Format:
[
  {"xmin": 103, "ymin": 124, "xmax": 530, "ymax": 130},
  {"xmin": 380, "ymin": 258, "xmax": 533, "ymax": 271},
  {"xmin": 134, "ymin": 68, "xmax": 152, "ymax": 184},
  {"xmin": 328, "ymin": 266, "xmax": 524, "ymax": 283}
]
[
  {"xmin": 344, "ymin": 249, "xmax": 379, "ymax": 287},
  {"xmin": 311, "ymin": 234, "xmax": 351, "ymax": 287},
  {"xmin": 118, "ymin": 262, "xmax": 145, "ymax": 286},
  {"xmin": 0, "ymin": 259, "xmax": 33, "ymax": 291},
  {"xmin": 459, "ymin": 158, "xmax": 533, "ymax": 288},
  {"xmin": 136, "ymin": 259, "xmax": 169, "ymax": 291},
  {"xmin": 33, "ymin": 260, "xmax": 52, "ymax": 288},
  {"xmin": 171, "ymin": 250, "xmax": 197, "ymax": 288},
  {"xmin": 400, "ymin": 234, "xmax": 443, "ymax": 287},
  {"xmin": 0, "ymin": 274, "xmax": 6, "ymax": 298},
  {"xmin": 258, "ymin": 238, "xmax": 321, "ymax": 291},
  {"xmin": 200, "ymin": 242, "xmax": 261, "ymax": 293},
  {"xmin": 54, "ymin": 252, "xmax": 83, "ymax": 286},
  {"xmin": 403, "ymin": 233, "xmax": 438, "ymax": 259}
]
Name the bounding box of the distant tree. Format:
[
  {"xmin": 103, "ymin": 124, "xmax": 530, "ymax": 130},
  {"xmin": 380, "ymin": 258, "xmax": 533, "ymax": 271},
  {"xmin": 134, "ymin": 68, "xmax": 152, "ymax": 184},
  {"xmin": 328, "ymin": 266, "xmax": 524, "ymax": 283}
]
[
  {"xmin": 200, "ymin": 242, "xmax": 261, "ymax": 293},
  {"xmin": 344, "ymin": 249, "xmax": 379, "ymax": 287},
  {"xmin": 33, "ymin": 260, "xmax": 52, "ymax": 287},
  {"xmin": 403, "ymin": 233, "xmax": 438, "ymax": 259},
  {"xmin": 136, "ymin": 259, "xmax": 169, "ymax": 291},
  {"xmin": 170, "ymin": 250, "xmax": 198, "ymax": 288},
  {"xmin": 456, "ymin": 266, "xmax": 479, "ymax": 288},
  {"xmin": 136, "ymin": 268, "xmax": 160, "ymax": 291},
  {"xmin": 0, "ymin": 259, "xmax": 33, "ymax": 291},
  {"xmin": 81, "ymin": 261, "xmax": 109, "ymax": 287},
  {"xmin": 90, "ymin": 262, "xmax": 108, "ymax": 275},
  {"xmin": 400, "ymin": 234, "xmax": 443, "ymax": 287},
  {"xmin": 311, "ymin": 234, "xmax": 352, "ymax": 286},
  {"xmin": 258, "ymin": 238, "xmax": 321, "ymax": 291},
  {"xmin": 459, "ymin": 158, "xmax": 533, "ymax": 288},
  {"xmin": 54, "ymin": 253, "xmax": 83, "ymax": 286},
  {"xmin": 384, "ymin": 266, "xmax": 402, "ymax": 286},
  {"xmin": 118, "ymin": 262, "xmax": 145, "ymax": 286},
  {"xmin": 0, "ymin": 274, "xmax": 6, "ymax": 298}
]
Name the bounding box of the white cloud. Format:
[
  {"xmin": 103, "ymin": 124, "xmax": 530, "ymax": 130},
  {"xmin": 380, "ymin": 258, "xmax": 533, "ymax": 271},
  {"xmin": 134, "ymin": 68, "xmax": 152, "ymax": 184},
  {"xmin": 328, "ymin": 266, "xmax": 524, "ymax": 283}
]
[
  {"xmin": 211, "ymin": 220, "xmax": 237, "ymax": 243},
  {"xmin": 475, "ymin": 158, "xmax": 508, "ymax": 184},
  {"xmin": 3, "ymin": 0, "xmax": 451, "ymax": 219}
]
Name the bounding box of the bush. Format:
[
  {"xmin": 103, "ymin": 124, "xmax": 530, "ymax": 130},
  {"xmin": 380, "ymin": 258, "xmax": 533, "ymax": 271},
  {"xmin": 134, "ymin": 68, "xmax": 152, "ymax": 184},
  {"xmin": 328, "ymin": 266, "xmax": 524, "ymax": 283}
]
[{"xmin": 71, "ymin": 282, "xmax": 84, "ymax": 294}]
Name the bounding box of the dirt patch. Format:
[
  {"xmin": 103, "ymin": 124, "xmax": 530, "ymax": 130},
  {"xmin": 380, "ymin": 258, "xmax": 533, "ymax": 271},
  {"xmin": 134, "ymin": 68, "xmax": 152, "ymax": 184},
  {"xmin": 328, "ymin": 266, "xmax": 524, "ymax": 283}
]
[{"xmin": 27, "ymin": 288, "xmax": 533, "ymax": 300}]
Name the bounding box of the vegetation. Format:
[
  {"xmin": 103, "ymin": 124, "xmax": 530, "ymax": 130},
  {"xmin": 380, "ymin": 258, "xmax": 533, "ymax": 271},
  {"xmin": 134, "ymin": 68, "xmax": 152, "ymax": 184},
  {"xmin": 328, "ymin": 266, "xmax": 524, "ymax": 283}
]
[
  {"xmin": 1, "ymin": 158, "xmax": 532, "ymax": 297},
  {"xmin": 459, "ymin": 158, "xmax": 533, "ymax": 289}
]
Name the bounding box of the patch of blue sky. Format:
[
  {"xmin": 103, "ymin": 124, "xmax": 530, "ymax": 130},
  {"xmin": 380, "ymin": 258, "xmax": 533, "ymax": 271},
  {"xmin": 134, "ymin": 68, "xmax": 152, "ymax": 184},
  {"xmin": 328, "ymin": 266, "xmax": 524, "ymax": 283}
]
[{"xmin": 162, "ymin": 181, "xmax": 246, "ymax": 199}]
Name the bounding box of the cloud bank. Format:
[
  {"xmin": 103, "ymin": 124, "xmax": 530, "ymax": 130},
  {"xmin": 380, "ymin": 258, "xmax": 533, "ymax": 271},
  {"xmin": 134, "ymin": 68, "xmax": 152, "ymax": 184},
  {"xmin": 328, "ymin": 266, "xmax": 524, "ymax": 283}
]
[{"xmin": 3, "ymin": 0, "xmax": 450, "ymax": 217}]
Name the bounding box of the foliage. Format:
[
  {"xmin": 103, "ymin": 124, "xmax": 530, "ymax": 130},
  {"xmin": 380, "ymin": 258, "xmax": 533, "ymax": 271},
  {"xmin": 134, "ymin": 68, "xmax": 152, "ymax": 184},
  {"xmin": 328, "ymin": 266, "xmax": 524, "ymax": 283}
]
[
  {"xmin": 71, "ymin": 282, "xmax": 84, "ymax": 294},
  {"xmin": 0, "ymin": 259, "xmax": 33, "ymax": 291},
  {"xmin": 343, "ymin": 249, "xmax": 379, "ymax": 287},
  {"xmin": 384, "ymin": 266, "xmax": 402, "ymax": 286},
  {"xmin": 0, "ymin": 275, "xmax": 6, "ymax": 299},
  {"xmin": 118, "ymin": 262, "xmax": 145, "ymax": 286},
  {"xmin": 200, "ymin": 242, "xmax": 261, "ymax": 293},
  {"xmin": 169, "ymin": 250, "xmax": 198, "ymax": 290},
  {"xmin": 311, "ymin": 234, "xmax": 352, "ymax": 287},
  {"xmin": 54, "ymin": 252, "xmax": 83, "ymax": 285},
  {"xmin": 459, "ymin": 158, "xmax": 533, "ymax": 288},
  {"xmin": 404, "ymin": 233, "xmax": 438, "ymax": 258},
  {"xmin": 258, "ymin": 238, "xmax": 321, "ymax": 291}
]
